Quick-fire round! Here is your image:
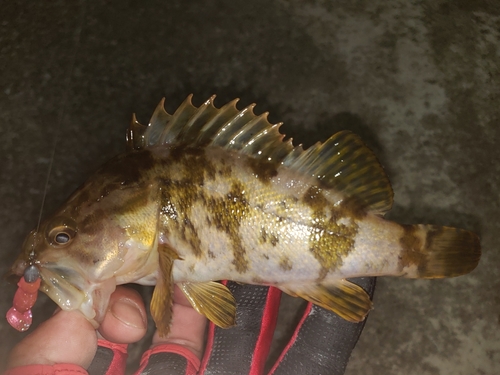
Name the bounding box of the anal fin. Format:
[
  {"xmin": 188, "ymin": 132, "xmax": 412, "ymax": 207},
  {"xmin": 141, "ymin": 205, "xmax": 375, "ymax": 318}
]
[
  {"xmin": 280, "ymin": 279, "xmax": 373, "ymax": 322},
  {"xmin": 179, "ymin": 281, "xmax": 236, "ymax": 328},
  {"xmin": 150, "ymin": 243, "xmax": 179, "ymax": 337}
]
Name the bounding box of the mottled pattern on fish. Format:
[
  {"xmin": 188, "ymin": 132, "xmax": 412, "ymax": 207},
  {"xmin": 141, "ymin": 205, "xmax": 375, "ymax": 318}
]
[{"xmin": 10, "ymin": 95, "xmax": 481, "ymax": 336}]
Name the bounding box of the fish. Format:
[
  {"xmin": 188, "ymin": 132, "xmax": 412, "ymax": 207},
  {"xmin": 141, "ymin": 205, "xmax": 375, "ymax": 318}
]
[{"xmin": 9, "ymin": 95, "xmax": 481, "ymax": 336}]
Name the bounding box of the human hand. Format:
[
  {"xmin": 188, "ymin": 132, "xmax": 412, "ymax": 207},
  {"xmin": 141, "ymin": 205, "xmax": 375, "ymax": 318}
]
[
  {"xmin": 5, "ymin": 278, "xmax": 375, "ymax": 375},
  {"xmin": 5, "ymin": 284, "xmax": 206, "ymax": 374}
]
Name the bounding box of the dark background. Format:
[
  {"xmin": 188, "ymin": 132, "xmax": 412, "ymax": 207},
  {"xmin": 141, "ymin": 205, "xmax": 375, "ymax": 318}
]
[{"xmin": 1, "ymin": 1, "xmax": 499, "ymax": 373}]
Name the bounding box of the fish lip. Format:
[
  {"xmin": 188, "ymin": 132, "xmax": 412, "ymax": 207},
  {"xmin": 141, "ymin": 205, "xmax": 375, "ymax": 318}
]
[
  {"xmin": 38, "ymin": 263, "xmax": 89, "ymax": 309},
  {"xmin": 38, "ymin": 263, "xmax": 116, "ymax": 326},
  {"xmin": 81, "ymin": 277, "xmax": 117, "ymax": 325},
  {"xmin": 79, "ymin": 293, "xmax": 99, "ymax": 327}
]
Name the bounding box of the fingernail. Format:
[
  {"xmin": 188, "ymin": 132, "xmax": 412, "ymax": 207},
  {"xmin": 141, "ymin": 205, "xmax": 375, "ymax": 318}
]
[{"xmin": 111, "ymin": 298, "xmax": 146, "ymax": 329}]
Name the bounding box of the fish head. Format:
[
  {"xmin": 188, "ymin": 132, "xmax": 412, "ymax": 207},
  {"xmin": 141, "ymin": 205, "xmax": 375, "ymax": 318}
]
[
  {"xmin": 11, "ymin": 152, "xmax": 160, "ymax": 327},
  {"xmin": 11, "ymin": 202, "xmax": 129, "ymax": 327}
]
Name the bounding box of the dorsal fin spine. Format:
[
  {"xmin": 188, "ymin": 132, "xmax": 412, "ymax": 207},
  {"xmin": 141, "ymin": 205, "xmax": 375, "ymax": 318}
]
[
  {"xmin": 158, "ymin": 95, "xmax": 197, "ymax": 145},
  {"xmin": 212, "ymin": 104, "xmax": 257, "ymax": 148},
  {"xmin": 181, "ymin": 95, "xmax": 218, "ymax": 144},
  {"xmin": 147, "ymin": 98, "xmax": 171, "ymax": 146},
  {"xmin": 194, "ymin": 98, "xmax": 240, "ymax": 144},
  {"xmin": 228, "ymin": 111, "xmax": 271, "ymax": 150},
  {"xmin": 126, "ymin": 113, "xmax": 147, "ymax": 151}
]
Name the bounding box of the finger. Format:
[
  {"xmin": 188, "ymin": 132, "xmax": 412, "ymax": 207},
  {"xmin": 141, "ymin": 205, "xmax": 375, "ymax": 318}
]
[
  {"xmin": 7, "ymin": 309, "xmax": 97, "ymax": 369},
  {"xmin": 135, "ymin": 286, "xmax": 207, "ymax": 375},
  {"xmin": 269, "ymin": 277, "xmax": 376, "ymax": 375},
  {"xmin": 87, "ymin": 286, "xmax": 147, "ymax": 375},
  {"xmin": 98, "ymin": 286, "xmax": 148, "ymax": 344},
  {"xmin": 151, "ymin": 286, "xmax": 207, "ymax": 357},
  {"xmin": 199, "ymin": 282, "xmax": 281, "ymax": 375}
]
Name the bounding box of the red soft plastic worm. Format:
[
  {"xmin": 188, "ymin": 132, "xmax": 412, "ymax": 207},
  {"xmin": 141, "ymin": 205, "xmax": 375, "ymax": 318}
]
[{"xmin": 6, "ymin": 277, "xmax": 41, "ymax": 331}]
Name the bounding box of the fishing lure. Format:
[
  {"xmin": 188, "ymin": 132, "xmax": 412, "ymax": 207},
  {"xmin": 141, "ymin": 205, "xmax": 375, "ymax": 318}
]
[{"xmin": 7, "ymin": 265, "xmax": 41, "ymax": 332}]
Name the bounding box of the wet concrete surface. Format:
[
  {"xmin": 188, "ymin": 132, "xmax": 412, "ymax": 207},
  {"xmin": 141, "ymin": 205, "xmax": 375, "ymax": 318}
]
[{"xmin": 1, "ymin": 1, "xmax": 499, "ymax": 373}]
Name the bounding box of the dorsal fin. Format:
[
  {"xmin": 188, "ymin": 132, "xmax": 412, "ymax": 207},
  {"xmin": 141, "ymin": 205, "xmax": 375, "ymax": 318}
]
[
  {"xmin": 283, "ymin": 131, "xmax": 393, "ymax": 215},
  {"xmin": 128, "ymin": 96, "xmax": 393, "ymax": 215},
  {"xmin": 129, "ymin": 95, "xmax": 295, "ymax": 163}
]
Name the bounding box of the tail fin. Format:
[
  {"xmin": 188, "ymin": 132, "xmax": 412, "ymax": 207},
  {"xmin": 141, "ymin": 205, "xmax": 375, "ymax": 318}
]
[{"xmin": 399, "ymin": 225, "xmax": 481, "ymax": 279}]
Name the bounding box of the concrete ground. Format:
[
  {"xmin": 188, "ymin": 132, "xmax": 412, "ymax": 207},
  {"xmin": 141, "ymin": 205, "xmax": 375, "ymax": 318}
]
[{"xmin": 1, "ymin": 1, "xmax": 499, "ymax": 373}]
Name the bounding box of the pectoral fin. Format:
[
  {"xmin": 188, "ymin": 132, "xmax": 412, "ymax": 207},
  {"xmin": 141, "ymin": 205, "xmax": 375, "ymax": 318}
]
[
  {"xmin": 280, "ymin": 279, "xmax": 373, "ymax": 322},
  {"xmin": 179, "ymin": 281, "xmax": 236, "ymax": 328},
  {"xmin": 150, "ymin": 244, "xmax": 180, "ymax": 337}
]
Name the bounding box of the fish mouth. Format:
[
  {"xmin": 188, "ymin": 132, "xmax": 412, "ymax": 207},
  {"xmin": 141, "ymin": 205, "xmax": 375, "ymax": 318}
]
[{"xmin": 38, "ymin": 264, "xmax": 116, "ymax": 327}]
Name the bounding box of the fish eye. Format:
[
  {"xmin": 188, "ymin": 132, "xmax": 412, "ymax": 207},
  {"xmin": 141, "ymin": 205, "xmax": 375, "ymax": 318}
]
[
  {"xmin": 48, "ymin": 227, "xmax": 75, "ymax": 247},
  {"xmin": 55, "ymin": 232, "xmax": 71, "ymax": 244},
  {"xmin": 45, "ymin": 217, "xmax": 77, "ymax": 247}
]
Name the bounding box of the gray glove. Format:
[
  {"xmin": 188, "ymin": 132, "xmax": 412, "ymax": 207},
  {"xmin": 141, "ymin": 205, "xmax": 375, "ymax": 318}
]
[{"xmin": 89, "ymin": 278, "xmax": 376, "ymax": 375}]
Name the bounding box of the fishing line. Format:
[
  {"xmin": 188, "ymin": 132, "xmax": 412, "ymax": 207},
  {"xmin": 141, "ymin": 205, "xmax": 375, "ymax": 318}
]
[
  {"xmin": 35, "ymin": 1, "xmax": 87, "ymax": 237},
  {"xmin": 8, "ymin": 1, "xmax": 88, "ymax": 332}
]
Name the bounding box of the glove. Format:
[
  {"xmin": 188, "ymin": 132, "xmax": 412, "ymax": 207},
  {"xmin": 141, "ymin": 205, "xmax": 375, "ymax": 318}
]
[{"xmin": 89, "ymin": 278, "xmax": 376, "ymax": 375}]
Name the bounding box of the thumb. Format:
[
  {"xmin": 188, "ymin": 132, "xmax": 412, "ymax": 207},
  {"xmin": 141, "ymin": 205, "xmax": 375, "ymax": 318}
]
[{"xmin": 7, "ymin": 309, "xmax": 97, "ymax": 369}]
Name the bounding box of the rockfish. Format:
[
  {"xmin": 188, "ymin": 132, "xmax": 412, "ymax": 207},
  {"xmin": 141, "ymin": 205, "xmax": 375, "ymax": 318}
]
[{"xmin": 9, "ymin": 96, "xmax": 481, "ymax": 336}]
